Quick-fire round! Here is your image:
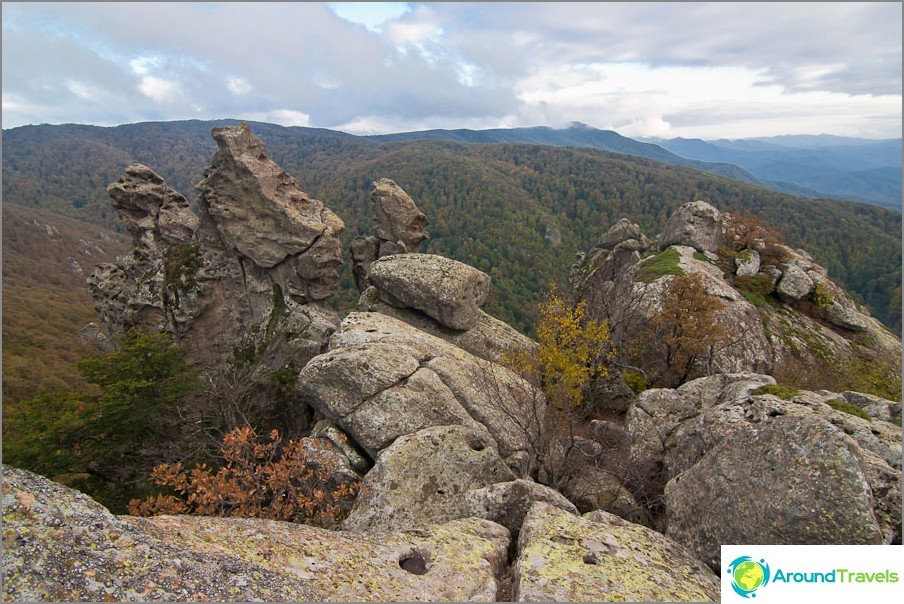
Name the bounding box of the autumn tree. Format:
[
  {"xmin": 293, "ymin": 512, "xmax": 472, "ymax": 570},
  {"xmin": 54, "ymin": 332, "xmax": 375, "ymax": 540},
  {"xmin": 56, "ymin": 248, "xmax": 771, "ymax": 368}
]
[
  {"xmin": 631, "ymin": 272, "xmax": 728, "ymax": 387},
  {"xmin": 129, "ymin": 426, "xmax": 363, "ymax": 528}
]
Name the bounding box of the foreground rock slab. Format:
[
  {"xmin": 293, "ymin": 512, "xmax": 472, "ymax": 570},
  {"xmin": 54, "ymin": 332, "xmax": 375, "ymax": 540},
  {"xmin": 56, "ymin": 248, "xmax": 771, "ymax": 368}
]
[
  {"xmin": 2, "ymin": 465, "xmax": 511, "ymax": 602},
  {"xmin": 513, "ymin": 502, "xmax": 720, "ymax": 602}
]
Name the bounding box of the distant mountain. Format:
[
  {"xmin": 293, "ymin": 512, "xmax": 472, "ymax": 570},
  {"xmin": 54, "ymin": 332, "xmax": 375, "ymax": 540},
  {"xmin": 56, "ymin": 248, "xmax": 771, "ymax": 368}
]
[{"xmin": 653, "ymin": 136, "xmax": 902, "ymax": 210}]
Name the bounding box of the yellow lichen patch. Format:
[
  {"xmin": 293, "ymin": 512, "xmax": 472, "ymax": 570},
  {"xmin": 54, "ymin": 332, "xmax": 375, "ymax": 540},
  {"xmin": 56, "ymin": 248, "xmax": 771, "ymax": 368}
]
[{"xmin": 515, "ymin": 502, "xmax": 720, "ymax": 602}]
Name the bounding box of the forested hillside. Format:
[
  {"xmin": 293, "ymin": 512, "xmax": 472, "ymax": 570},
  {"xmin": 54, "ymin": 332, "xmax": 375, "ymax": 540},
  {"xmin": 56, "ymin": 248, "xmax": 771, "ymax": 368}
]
[{"xmin": 3, "ymin": 121, "xmax": 900, "ymax": 333}]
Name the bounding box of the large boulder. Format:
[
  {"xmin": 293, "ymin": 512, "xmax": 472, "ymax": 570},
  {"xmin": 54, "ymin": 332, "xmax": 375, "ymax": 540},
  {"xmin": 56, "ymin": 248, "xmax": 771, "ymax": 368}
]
[
  {"xmin": 358, "ymin": 286, "xmax": 537, "ymax": 364},
  {"xmin": 513, "ymin": 502, "xmax": 720, "ymax": 602},
  {"xmin": 369, "ymin": 254, "xmax": 490, "ymax": 330},
  {"xmin": 658, "ymin": 200, "xmax": 723, "ymax": 252},
  {"xmin": 2, "ymin": 465, "xmax": 511, "ymax": 602},
  {"xmin": 624, "ymin": 374, "xmax": 901, "ymax": 567},
  {"xmin": 341, "ymin": 425, "xmax": 515, "ymax": 533},
  {"xmin": 665, "ymin": 414, "xmax": 885, "ymax": 570},
  {"xmin": 298, "ymin": 312, "xmax": 544, "ymax": 465}
]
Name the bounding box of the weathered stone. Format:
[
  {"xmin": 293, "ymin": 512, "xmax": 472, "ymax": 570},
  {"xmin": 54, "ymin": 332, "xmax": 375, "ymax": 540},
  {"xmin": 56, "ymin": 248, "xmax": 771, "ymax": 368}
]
[
  {"xmin": 513, "ymin": 502, "xmax": 720, "ymax": 602},
  {"xmin": 358, "ymin": 286, "xmax": 538, "ymax": 364},
  {"xmin": 1, "ymin": 465, "xmax": 320, "ymax": 602},
  {"xmin": 310, "ymin": 420, "xmax": 370, "ymax": 473},
  {"xmin": 658, "ymin": 200, "xmax": 723, "ymax": 252},
  {"xmin": 841, "ymin": 391, "xmax": 902, "ymax": 423},
  {"xmin": 562, "ymin": 468, "xmax": 641, "ymax": 521},
  {"xmin": 734, "ymin": 248, "xmax": 761, "ymax": 277},
  {"xmin": 463, "ymin": 479, "xmax": 578, "ymax": 534},
  {"xmin": 300, "ymin": 312, "xmax": 543, "ymax": 463},
  {"xmin": 371, "ymin": 178, "xmax": 429, "ymax": 253},
  {"xmin": 544, "ymin": 225, "xmax": 563, "ymax": 246},
  {"xmin": 776, "ymin": 262, "xmax": 814, "ymax": 302},
  {"xmin": 3, "ymin": 465, "xmax": 511, "ymax": 602},
  {"xmin": 341, "ymin": 425, "xmax": 515, "ymax": 533},
  {"xmin": 665, "ymin": 415, "xmax": 884, "ymax": 570},
  {"xmin": 596, "ymin": 218, "xmax": 645, "ymax": 250},
  {"xmin": 369, "ymin": 254, "xmax": 490, "ymax": 330},
  {"xmin": 349, "ymin": 235, "xmax": 380, "ymax": 291}
]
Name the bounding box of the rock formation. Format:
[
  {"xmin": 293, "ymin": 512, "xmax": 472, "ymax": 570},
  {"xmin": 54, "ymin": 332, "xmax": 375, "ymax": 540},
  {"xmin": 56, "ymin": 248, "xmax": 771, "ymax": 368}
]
[
  {"xmin": 570, "ymin": 200, "xmax": 902, "ymax": 388},
  {"xmin": 87, "ymin": 125, "xmax": 345, "ymax": 430},
  {"xmin": 624, "ymin": 373, "xmax": 902, "ymax": 568},
  {"xmin": 350, "ymin": 178, "xmax": 429, "ymax": 291}
]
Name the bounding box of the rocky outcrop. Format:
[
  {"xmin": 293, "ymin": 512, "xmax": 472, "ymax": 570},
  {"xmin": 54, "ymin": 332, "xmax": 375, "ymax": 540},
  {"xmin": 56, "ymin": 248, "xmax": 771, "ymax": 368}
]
[
  {"xmin": 369, "ymin": 254, "xmax": 491, "ymax": 331},
  {"xmin": 2, "ymin": 465, "xmax": 511, "ymax": 602},
  {"xmin": 570, "ymin": 201, "xmax": 902, "ymax": 388},
  {"xmin": 350, "ymin": 179, "xmax": 429, "ymax": 290},
  {"xmin": 513, "ymin": 502, "xmax": 720, "ymax": 602},
  {"xmin": 298, "ymin": 312, "xmax": 544, "ymax": 466},
  {"xmin": 87, "ymin": 125, "xmax": 344, "ymax": 431},
  {"xmin": 623, "ymin": 374, "xmax": 902, "ymax": 568},
  {"xmin": 657, "ymin": 199, "xmax": 723, "ymax": 252},
  {"xmin": 357, "ymin": 286, "xmax": 537, "ymax": 364}
]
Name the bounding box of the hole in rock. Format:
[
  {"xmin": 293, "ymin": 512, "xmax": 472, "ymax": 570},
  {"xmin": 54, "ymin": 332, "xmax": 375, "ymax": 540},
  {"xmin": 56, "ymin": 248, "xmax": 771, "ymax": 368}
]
[
  {"xmin": 467, "ymin": 437, "xmax": 486, "ymax": 452},
  {"xmin": 399, "ymin": 552, "xmax": 428, "ymax": 575}
]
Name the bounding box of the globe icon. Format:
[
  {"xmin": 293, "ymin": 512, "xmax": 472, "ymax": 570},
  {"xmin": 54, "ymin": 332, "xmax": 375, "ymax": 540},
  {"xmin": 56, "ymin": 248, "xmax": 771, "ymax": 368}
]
[{"xmin": 733, "ymin": 560, "xmax": 765, "ymax": 592}]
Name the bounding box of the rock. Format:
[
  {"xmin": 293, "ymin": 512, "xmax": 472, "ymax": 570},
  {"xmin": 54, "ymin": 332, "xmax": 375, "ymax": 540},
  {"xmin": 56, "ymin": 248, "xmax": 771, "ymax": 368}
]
[
  {"xmin": 513, "ymin": 502, "xmax": 720, "ymax": 602},
  {"xmin": 371, "ymin": 178, "xmax": 429, "ymax": 253},
  {"xmin": 734, "ymin": 248, "xmax": 761, "ymax": 277},
  {"xmin": 77, "ymin": 322, "xmax": 111, "ymax": 351},
  {"xmin": 87, "ymin": 126, "xmax": 345, "ymax": 434},
  {"xmin": 658, "ymin": 200, "xmax": 723, "ymax": 252},
  {"xmin": 341, "ymin": 425, "xmax": 515, "ymax": 533},
  {"xmin": 1, "ymin": 465, "xmax": 319, "ymax": 602},
  {"xmin": 562, "ymin": 468, "xmax": 641, "ymax": 521},
  {"xmin": 841, "ymin": 391, "xmax": 902, "ymax": 423},
  {"xmin": 310, "ymin": 420, "xmax": 370, "ymax": 473},
  {"xmin": 369, "ymin": 254, "xmax": 490, "ymax": 330},
  {"xmin": 357, "ymin": 286, "xmax": 537, "ymax": 364},
  {"xmin": 463, "ymin": 479, "xmax": 578, "ymax": 534},
  {"xmin": 299, "ymin": 312, "xmax": 544, "ymax": 463},
  {"xmin": 350, "ymin": 180, "xmax": 428, "ymax": 291},
  {"xmin": 596, "ymin": 218, "xmax": 646, "ymax": 249},
  {"xmin": 775, "ymin": 261, "xmax": 814, "ymax": 302},
  {"xmin": 3, "ymin": 465, "xmax": 510, "ymax": 602},
  {"xmin": 544, "ymin": 225, "xmax": 563, "ymax": 246},
  {"xmin": 665, "ymin": 414, "xmax": 885, "ymax": 570}
]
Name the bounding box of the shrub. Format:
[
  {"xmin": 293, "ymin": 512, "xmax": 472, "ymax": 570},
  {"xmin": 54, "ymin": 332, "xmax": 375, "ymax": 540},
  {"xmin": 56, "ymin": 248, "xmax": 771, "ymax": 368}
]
[{"xmin": 128, "ymin": 426, "xmax": 363, "ymax": 528}]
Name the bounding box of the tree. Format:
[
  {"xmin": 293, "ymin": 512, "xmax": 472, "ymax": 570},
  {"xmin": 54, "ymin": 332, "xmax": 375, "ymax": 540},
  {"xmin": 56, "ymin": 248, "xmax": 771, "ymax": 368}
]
[
  {"xmin": 3, "ymin": 328, "xmax": 196, "ymax": 512},
  {"xmin": 631, "ymin": 272, "xmax": 727, "ymax": 387}
]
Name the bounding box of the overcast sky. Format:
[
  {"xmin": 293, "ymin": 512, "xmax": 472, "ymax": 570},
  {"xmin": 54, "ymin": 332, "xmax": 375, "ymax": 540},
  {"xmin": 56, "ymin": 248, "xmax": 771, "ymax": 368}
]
[{"xmin": 2, "ymin": 2, "xmax": 901, "ymax": 140}]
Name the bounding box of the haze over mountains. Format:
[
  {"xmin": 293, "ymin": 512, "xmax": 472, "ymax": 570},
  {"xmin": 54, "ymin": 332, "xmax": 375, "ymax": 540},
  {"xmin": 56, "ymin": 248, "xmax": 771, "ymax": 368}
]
[{"xmin": 368, "ymin": 123, "xmax": 902, "ymax": 211}]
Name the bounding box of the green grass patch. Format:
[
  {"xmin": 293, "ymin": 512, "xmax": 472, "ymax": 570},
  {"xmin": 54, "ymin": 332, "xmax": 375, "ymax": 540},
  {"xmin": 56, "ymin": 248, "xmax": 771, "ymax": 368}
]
[
  {"xmin": 752, "ymin": 384, "xmax": 800, "ymax": 399},
  {"xmin": 623, "ymin": 369, "xmax": 648, "ymax": 395},
  {"xmin": 636, "ymin": 248, "xmax": 684, "ymax": 283},
  {"xmin": 825, "ymin": 398, "xmax": 872, "ymax": 421}
]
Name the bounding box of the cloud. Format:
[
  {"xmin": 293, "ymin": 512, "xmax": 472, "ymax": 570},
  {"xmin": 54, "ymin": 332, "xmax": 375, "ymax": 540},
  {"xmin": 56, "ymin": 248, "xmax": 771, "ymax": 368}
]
[{"xmin": 1, "ymin": 2, "xmax": 900, "ymax": 138}]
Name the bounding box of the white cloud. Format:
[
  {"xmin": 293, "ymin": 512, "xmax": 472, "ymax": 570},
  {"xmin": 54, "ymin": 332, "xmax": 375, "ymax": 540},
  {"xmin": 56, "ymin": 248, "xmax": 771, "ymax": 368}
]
[
  {"xmin": 329, "ymin": 2, "xmax": 410, "ymax": 32},
  {"xmin": 226, "ymin": 77, "xmax": 252, "ymax": 95},
  {"xmin": 138, "ymin": 76, "xmax": 182, "ymax": 104}
]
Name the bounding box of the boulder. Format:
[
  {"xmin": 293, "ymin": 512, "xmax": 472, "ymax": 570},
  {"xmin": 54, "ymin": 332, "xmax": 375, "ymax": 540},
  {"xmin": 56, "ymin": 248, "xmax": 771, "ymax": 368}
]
[
  {"xmin": 298, "ymin": 312, "xmax": 543, "ymax": 463},
  {"xmin": 371, "ymin": 178, "xmax": 429, "ymax": 253},
  {"xmin": 841, "ymin": 391, "xmax": 902, "ymax": 423},
  {"xmin": 734, "ymin": 248, "xmax": 761, "ymax": 277},
  {"xmin": 2, "ymin": 465, "xmax": 510, "ymax": 602},
  {"xmin": 658, "ymin": 200, "xmax": 723, "ymax": 252},
  {"xmin": 665, "ymin": 414, "xmax": 885, "ymax": 570},
  {"xmin": 369, "ymin": 254, "xmax": 491, "ymax": 330},
  {"xmin": 358, "ymin": 286, "xmax": 537, "ymax": 364},
  {"xmin": 341, "ymin": 425, "xmax": 515, "ymax": 533},
  {"xmin": 513, "ymin": 502, "xmax": 720, "ymax": 602},
  {"xmin": 775, "ymin": 262, "xmax": 814, "ymax": 302},
  {"xmin": 463, "ymin": 479, "xmax": 578, "ymax": 534}
]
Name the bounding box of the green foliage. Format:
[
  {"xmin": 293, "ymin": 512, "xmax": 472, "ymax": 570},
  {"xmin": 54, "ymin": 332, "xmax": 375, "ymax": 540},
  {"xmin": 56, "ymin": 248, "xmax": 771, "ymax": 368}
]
[
  {"xmin": 751, "ymin": 384, "xmax": 800, "ymax": 399},
  {"xmin": 825, "ymin": 399, "xmax": 872, "ymax": 421},
  {"xmin": 636, "ymin": 248, "xmax": 684, "ymax": 283},
  {"xmin": 622, "ymin": 369, "xmax": 648, "ymax": 395},
  {"xmin": 2, "ymin": 328, "xmax": 196, "ymax": 512},
  {"xmin": 808, "ymin": 281, "xmax": 835, "ymax": 309}
]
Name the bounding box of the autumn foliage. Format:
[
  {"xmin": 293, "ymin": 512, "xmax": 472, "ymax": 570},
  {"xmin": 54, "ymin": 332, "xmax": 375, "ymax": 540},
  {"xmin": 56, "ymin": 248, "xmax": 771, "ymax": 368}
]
[{"xmin": 128, "ymin": 426, "xmax": 363, "ymax": 528}]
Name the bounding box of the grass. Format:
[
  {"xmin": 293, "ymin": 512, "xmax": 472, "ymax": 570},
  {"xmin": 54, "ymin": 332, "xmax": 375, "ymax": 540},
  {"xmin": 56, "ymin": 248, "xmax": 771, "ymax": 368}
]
[
  {"xmin": 751, "ymin": 384, "xmax": 800, "ymax": 400},
  {"xmin": 825, "ymin": 399, "xmax": 873, "ymax": 422}
]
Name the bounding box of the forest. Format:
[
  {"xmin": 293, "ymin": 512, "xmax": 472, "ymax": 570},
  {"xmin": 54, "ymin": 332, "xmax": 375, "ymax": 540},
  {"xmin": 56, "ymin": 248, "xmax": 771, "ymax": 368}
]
[{"xmin": 3, "ymin": 120, "xmax": 900, "ymax": 336}]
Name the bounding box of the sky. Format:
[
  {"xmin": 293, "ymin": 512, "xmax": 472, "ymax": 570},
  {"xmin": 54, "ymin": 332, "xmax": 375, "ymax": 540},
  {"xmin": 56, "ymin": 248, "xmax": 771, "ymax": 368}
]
[{"xmin": 2, "ymin": 2, "xmax": 901, "ymax": 140}]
